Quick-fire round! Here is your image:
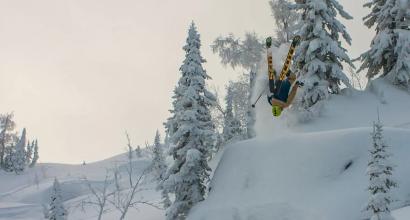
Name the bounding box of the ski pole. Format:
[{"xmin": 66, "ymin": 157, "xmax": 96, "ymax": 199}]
[{"xmin": 251, "ymin": 87, "xmax": 266, "ymax": 108}]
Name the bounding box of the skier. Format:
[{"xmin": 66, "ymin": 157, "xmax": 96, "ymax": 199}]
[
  {"xmin": 268, "ymin": 71, "xmax": 303, "ymax": 117},
  {"xmin": 266, "ymin": 36, "xmax": 303, "ymax": 117}
]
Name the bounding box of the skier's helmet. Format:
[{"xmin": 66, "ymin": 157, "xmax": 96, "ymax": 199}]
[{"xmin": 272, "ymin": 105, "xmax": 282, "ymax": 117}]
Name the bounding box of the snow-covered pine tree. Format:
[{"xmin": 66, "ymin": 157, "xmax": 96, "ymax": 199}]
[
  {"xmin": 167, "ymin": 149, "xmax": 205, "ymax": 219},
  {"xmin": 222, "ymin": 84, "xmax": 243, "ymax": 144},
  {"xmin": 0, "ymin": 113, "xmax": 17, "ymax": 169},
  {"xmin": 49, "ymin": 178, "xmax": 68, "ymax": 220},
  {"xmin": 135, "ymin": 145, "xmax": 142, "ymax": 158},
  {"xmin": 208, "ymin": 91, "xmax": 224, "ymax": 134},
  {"xmin": 163, "ymin": 22, "xmax": 215, "ymax": 220},
  {"xmin": 163, "ymin": 132, "xmax": 171, "ymax": 150},
  {"xmin": 390, "ymin": 31, "xmax": 410, "ymax": 88},
  {"xmin": 25, "ymin": 140, "xmax": 33, "ymax": 165},
  {"xmin": 154, "ymin": 130, "xmax": 172, "ymax": 209},
  {"xmin": 211, "ymin": 33, "xmax": 263, "ymax": 138},
  {"xmin": 357, "ymin": 0, "xmax": 410, "ymax": 88},
  {"xmin": 365, "ymin": 119, "xmax": 397, "ymax": 220},
  {"xmin": 151, "ymin": 130, "xmax": 167, "ymax": 182},
  {"xmin": 3, "ymin": 147, "xmax": 14, "ymax": 172},
  {"xmin": 212, "ymin": 32, "xmax": 264, "ymax": 71},
  {"xmin": 210, "ymin": 74, "xmax": 252, "ymax": 141},
  {"xmin": 29, "ymin": 140, "xmax": 39, "ymax": 168},
  {"xmin": 160, "ymin": 187, "xmax": 172, "ymax": 209},
  {"xmin": 229, "ymin": 75, "xmax": 251, "ymax": 138},
  {"xmin": 292, "ymin": 0, "xmax": 354, "ymax": 110},
  {"xmin": 212, "ymin": 132, "xmax": 224, "ymax": 154},
  {"xmin": 11, "ymin": 128, "xmax": 27, "ymax": 173},
  {"xmin": 269, "ymin": 0, "xmax": 300, "ymax": 44}
]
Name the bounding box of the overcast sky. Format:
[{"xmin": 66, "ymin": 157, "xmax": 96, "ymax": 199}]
[{"xmin": 0, "ymin": 0, "xmax": 373, "ymax": 164}]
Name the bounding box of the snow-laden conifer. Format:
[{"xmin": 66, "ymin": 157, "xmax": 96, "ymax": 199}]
[
  {"xmin": 163, "ymin": 22, "xmax": 215, "ymax": 220},
  {"xmin": 11, "ymin": 129, "xmax": 27, "ymax": 173},
  {"xmin": 212, "ymin": 32, "xmax": 263, "ymax": 71},
  {"xmin": 151, "ymin": 130, "xmax": 167, "ymax": 182},
  {"xmin": 216, "ymin": 75, "xmax": 253, "ymax": 140},
  {"xmin": 0, "ymin": 113, "xmax": 17, "ymax": 169},
  {"xmin": 48, "ymin": 178, "xmax": 68, "ymax": 220},
  {"xmin": 165, "ymin": 149, "xmax": 206, "ymax": 220},
  {"xmin": 222, "ymin": 84, "xmax": 243, "ymax": 144},
  {"xmin": 25, "ymin": 140, "xmax": 33, "ymax": 165},
  {"xmin": 269, "ymin": 0, "xmax": 300, "ymax": 44},
  {"xmin": 365, "ymin": 119, "xmax": 397, "ymax": 220},
  {"xmin": 135, "ymin": 145, "xmax": 142, "ymax": 158},
  {"xmin": 292, "ymin": 0, "xmax": 353, "ymax": 110},
  {"xmin": 29, "ymin": 140, "xmax": 39, "ymax": 168},
  {"xmin": 3, "ymin": 147, "xmax": 14, "ymax": 172},
  {"xmin": 357, "ymin": 0, "xmax": 410, "ymax": 88},
  {"xmin": 211, "ymin": 33, "xmax": 263, "ymax": 138}
]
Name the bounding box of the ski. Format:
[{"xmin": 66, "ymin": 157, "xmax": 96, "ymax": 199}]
[
  {"xmin": 266, "ymin": 35, "xmax": 301, "ymax": 82},
  {"xmin": 279, "ymin": 35, "xmax": 301, "ymax": 80},
  {"xmin": 266, "ymin": 37, "xmax": 276, "ymax": 82}
]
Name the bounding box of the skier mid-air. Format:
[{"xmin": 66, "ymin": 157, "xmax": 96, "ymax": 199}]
[{"xmin": 266, "ymin": 36, "xmax": 303, "ymax": 117}]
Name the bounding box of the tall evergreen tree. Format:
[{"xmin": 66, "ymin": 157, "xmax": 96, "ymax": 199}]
[
  {"xmin": 357, "ymin": 0, "xmax": 410, "ymax": 88},
  {"xmin": 211, "ymin": 33, "xmax": 263, "ymax": 138},
  {"xmin": 48, "ymin": 178, "xmax": 68, "ymax": 220},
  {"xmin": 25, "ymin": 140, "xmax": 33, "ymax": 165},
  {"xmin": 0, "ymin": 115, "xmax": 38, "ymax": 171},
  {"xmin": 212, "ymin": 32, "xmax": 264, "ymax": 71},
  {"xmin": 151, "ymin": 130, "xmax": 167, "ymax": 181},
  {"xmin": 217, "ymin": 74, "xmax": 253, "ymax": 139},
  {"xmin": 292, "ymin": 0, "xmax": 353, "ymax": 110},
  {"xmin": 135, "ymin": 145, "xmax": 142, "ymax": 158},
  {"xmin": 11, "ymin": 129, "xmax": 27, "ymax": 173},
  {"xmin": 152, "ymin": 131, "xmax": 171, "ymax": 209},
  {"xmin": 29, "ymin": 140, "xmax": 39, "ymax": 168},
  {"xmin": 365, "ymin": 119, "xmax": 397, "ymax": 220},
  {"xmin": 3, "ymin": 147, "xmax": 14, "ymax": 172},
  {"xmin": 222, "ymin": 84, "xmax": 243, "ymax": 144},
  {"xmin": 0, "ymin": 113, "xmax": 17, "ymax": 169},
  {"xmin": 269, "ymin": 0, "xmax": 300, "ymax": 44},
  {"xmin": 163, "ymin": 22, "xmax": 215, "ymax": 220}
]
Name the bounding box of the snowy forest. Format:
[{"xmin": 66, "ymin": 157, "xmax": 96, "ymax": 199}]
[{"xmin": 1, "ymin": 0, "xmax": 410, "ymax": 219}]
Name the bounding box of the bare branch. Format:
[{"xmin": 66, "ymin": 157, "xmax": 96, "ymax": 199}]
[{"xmin": 80, "ymin": 171, "xmax": 113, "ymax": 220}]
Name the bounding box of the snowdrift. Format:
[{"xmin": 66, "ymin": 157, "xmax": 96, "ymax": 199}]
[
  {"xmin": 189, "ymin": 128, "xmax": 410, "ymax": 220},
  {"xmin": 188, "ymin": 80, "xmax": 410, "ymax": 220}
]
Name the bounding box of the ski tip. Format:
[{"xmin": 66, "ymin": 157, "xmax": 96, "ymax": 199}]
[
  {"xmin": 266, "ymin": 37, "xmax": 272, "ymax": 48},
  {"xmin": 293, "ymin": 35, "xmax": 301, "ymax": 44}
]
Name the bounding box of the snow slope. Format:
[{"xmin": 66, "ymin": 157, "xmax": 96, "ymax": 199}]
[
  {"xmin": 393, "ymin": 206, "xmax": 410, "ymax": 219},
  {"xmin": 0, "ymin": 152, "xmax": 164, "ymax": 220},
  {"xmin": 0, "ymin": 77, "xmax": 409, "ymax": 220},
  {"xmin": 188, "ymin": 80, "xmax": 410, "ymax": 220},
  {"xmin": 0, "ymin": 140, "xmax": 226, "ymax": 220}
]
